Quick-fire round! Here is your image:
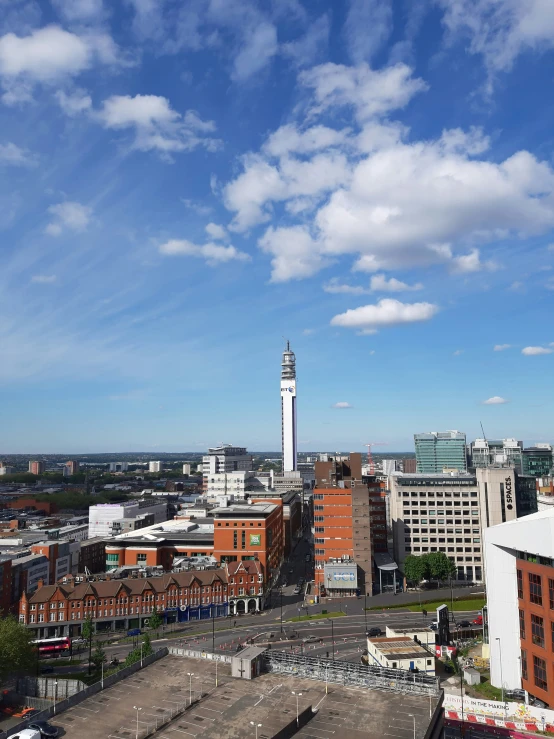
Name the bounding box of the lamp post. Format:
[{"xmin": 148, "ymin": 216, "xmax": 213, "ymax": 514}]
[
  {"xmin": 101, "ymin": 659, "xmax": 104, "ymax": 689},
  {"xmin": 292, "ymin": 691, "xmax": 302, "ymax": 726},
  {"xmin": 280, "ymin": 588, "xmax": 283, "ymax": 633},
  {"xmin": 187, "ymin": 672, "xmax": 194, "ymax": 705},
  {"xmin": 215, "ymin": 658, "xmax": 218, "ymax": 688},
  {"xmin": 250, "ymin": 721, "xmax": 262, "ymax": 739},
  {"xmin": 329, "ymin": 619, "xmax": 335, "ymax": 658},
  {"xmin": 53, "ymin": 680, "xmax": 58, "ymax": 715},
  {"xmin": 408, "ymin": 713, "xmax": 416, "ymax": 739},
  {"xmin": 496, "ymin": 638, "xmax": 504, "ymax": 704},
  {"xmin": 364, "ymin": 593, "xmax": 367, "ymax": 631},
  {"xmin": 133, "ymin": 706, "xmax": 142, "ymax": 739},
  {"xmin": 325, "ymin": 663, "xmax": 328, "ymax": 695},
  {"xmin": 212, "ymin": 607, "xmax": 215, "ymax": 654},
  {"xmin": 140, "ymin": 642, "xmax": 143, "ymax": 668}
]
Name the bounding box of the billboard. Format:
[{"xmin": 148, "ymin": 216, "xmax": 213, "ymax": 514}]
[
  {"xmin": 250, "ymin": 534, "xmax": 261, "ymax": 546},
  {"xmin": 324, "ymin": 563, "xmax": 358, "ymax": 590}
]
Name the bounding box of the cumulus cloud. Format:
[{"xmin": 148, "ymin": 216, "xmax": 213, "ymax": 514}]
[
  {"xmin": 332, "ymin": 401, "xmax": 353, "ymax": 409},
  {"xmin": 450, "ymin": 248, "xmax": 498, "ymax": 274},
  {"xmin": 330, "ymin": 298, "xmax": 439, "ymax": 332},
  {"xmin": 0, "ymin": 25, "xmax": 125, "ymax": 103},
  {"xmin": 0, "ymin": 141, "xmax": 35, "ymax": 166},
  {"xmin": 158, "ymin": 238, "xmax": 250, "ymax": 266},
  {"xmin": 55, "ymin": 88, "xmax": 92, "ymax": 116},
  {"xmin": 96, "ymin": 94, "xmax": 219, "ymax": 158},
  {"xmin": 494, "ymin": 344, "xmax": 511, "ymax": 351},
  {"xmin": 370, "ymin": 273, "xmax": 423, "ymax": 292},
  {"xmin": 232, "ymin": 21, "xmax": 278, "ymax": 81},
  {"xmin": 323, "ymin": 278, "xmax": 368, "ymax": 295},
  {"xmin": 259, "ymin": 226, "xmax": 332, "ymax": 282},
  {"xmin": 482, "ymin": 396, "xmax": 508, "ymax": 404},
  {"xmin": 522, "ymin": 346, "xmax": 553, "ymax": 356},
  {"xmin": 205, "ymin": 223, "xmax": 227, "ymax": 241},
  {"xmin": 45, "ymin": 201, "xmax": 91, "ymax": 235},
  {"xmin": 31, "ymin": 274, "xmax": 57, "ymax": 284}
]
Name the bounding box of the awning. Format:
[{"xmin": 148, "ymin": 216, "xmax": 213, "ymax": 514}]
[{"xmin": 374, "ymin": 552, "xmax": 398, "ymax": 571}]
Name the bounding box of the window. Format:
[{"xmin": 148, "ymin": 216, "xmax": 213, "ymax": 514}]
[
  {"xmin": 519, "ymin": 609, "xmax": 526, "ymax": 640},
  {"xmin": 533, "ymin": 655, "xmax": 548, "ymax": 691},
  {"xmin": 549, "ymin": 579, "xmax": 554, "ymax": 610},
  {"xmin": 521, "ymin": 649, "xmax": 528, "ymax": 680},
  {"xmin": 531, "ymin": 614, "xmax": 545, "ymax": 647},
  {"xmin": 136, "ymin": 554, "xmax": 147, "ymax": 564},
  {"xmin": 529, "ymin": 573, "xmax": 543, "ymax": 606}
]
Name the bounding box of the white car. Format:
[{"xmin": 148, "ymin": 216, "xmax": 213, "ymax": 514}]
[{"xmin": 9, "ymin": 730, "xmax": 41, "ymax": 739}]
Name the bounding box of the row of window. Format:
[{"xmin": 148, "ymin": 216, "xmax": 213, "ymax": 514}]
[
  {"xmin": 406, "ymin": 547, "xmax": 481, "ymax": 560},
  {"xmin": 400, "ymin": 491, "xmax": 478, "ymax": 497},
  {"xmin": 521, "ymin": 649, "xmax": 549, "ymax": 693},
  {"xmin": 517, "ymin": 569, "xmax": 554, "ymax": 610}
]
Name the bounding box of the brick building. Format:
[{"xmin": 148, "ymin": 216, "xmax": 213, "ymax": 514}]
[
  {"xmin": 313, "ymin": 453, "xmax": 387, "ymax": 598},
  {"xmin": 18, "ymin": 560, "xmax": 264, "ymax": 637}
]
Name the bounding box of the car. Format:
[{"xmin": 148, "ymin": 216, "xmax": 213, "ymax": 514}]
[
  {"xmin": 531, "ymin": 698, "xmax": 548, "ymax": 708},
  {"xmin": 293, "ymin": 587, "xmax": 301, "ymax": 595},
  {"xmin": 456, "ymin": 620, "xmax": 471, "ymax": 628},
  {"xmin": 472, "ymin": 615, "xmax": 483, "ymax": 625},
  {"xmin": 366, "ymin": 627, "xmax": 382, "ymax": 637},
  {"xmin": 27, "ymin": 722, "xmax": 59, "ymax": 738},
  {"xmin": 8, "ymin": 730, "xmax": 41, "ymax": 739},
  {"xmin": 302, "ymin": 635, "xmax": 318, "ymax": 643},
  {"xmin": 429, "ymin": 621, "xmax": 438, "ymax": 630},
  {"xmin": 40, "ymin": 666, "xmax": 54, "ymax": 674},
  {"xmin": 506, "ymin": 689, "xmax": 526, "ymax": 701}
]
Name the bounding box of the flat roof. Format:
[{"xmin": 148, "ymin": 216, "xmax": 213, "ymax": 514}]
[{"xmin": 368, "ymin": 637, "xmax": 431, "ymax": 660}]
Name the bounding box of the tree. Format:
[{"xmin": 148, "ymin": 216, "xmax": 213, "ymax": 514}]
[
  {"xmin": 91, "ymin": 643, "xmax": 107, "ymax": 671},
  {"xmin": 148, "ymin": 607, "xmax": 163, "ymax": 637},
  {"xmin": 123, "ymin": 634, "xmax": 153, "ymax": 668},
  {"xmin": 0, "ymin": 616, "xmax": 36, "ymax": 684},
  {"xmin": 142, "ymin": 633, "xmax": 153, "ymax": 657},
  {"xmin": 403, "ymin": 554, "xmax": 430, "ymax": 585},
  {"xmin": 81, "ymin": 615, "xmax": 94, "ymax": 675},
  {"xmin": 427, "ymin": 552, "xmax": 456, "ymax": 585}
]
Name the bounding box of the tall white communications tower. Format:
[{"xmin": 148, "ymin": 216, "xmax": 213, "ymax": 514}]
[{"xmin": 281, "ymin": 340, "xmax": 297, "ymax": 472}]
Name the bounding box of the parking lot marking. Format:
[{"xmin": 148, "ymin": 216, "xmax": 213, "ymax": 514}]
[{"xmin": 197, "ymin": 706, "xmax": 221, "ymax": 713}]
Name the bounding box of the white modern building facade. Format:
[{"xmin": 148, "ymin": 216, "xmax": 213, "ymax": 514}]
[
  {"xmin": 470, "ymin": 438, "xmax": 523, "ymax": 470},
  {"xmin": 88, "ymin": 500, "xmax": 168, "ymax": 538},
  {"xmin": 149, "ymin": 461, "xmax": 162, "ymax": 473},
  {"xmin": 280, "ymin": 341, "xmax": 297, "ymax": 473}
]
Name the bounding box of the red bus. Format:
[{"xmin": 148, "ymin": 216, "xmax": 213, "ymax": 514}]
[{"xmin": 32, "ymin": 637, "xmax": 72, "ymax": 656}]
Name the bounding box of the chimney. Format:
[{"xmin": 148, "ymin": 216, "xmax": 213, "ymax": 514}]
[{"xmin": 37, "ymin": 579, "xmax": 44, "ymax": 590}]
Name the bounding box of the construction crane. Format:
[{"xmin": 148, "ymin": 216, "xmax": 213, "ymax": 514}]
[{"xmin": 364, "ymin": 442, "xmax": 387, "ymax": 475}]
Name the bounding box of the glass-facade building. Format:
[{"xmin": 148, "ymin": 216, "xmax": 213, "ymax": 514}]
[
  {"xmin": 414, "ymin": 431, "xmax": 467, "ymax": 473},
  {"xmin": 522, "ymin": 447, "xmax": 553, "ymax": 477}
]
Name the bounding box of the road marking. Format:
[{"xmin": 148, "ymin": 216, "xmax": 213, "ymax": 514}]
[
  {"xmin": 197, "ymin": 706, "xmax": 222, "ymax": 713},
  {"xmin": 167, "ymin": 729, "xmax": 196, "ymax": 737},
  {"xmin": 74, "ymin": 705, "xmax": 99, "ymax": 713}
]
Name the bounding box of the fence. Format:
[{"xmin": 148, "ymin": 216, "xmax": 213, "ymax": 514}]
[
  {"xmin": 265, "ymin": 651, "xmax": 441, "ymax": 696},
  {"xmin": 16, "ymin": 677, "xmax": 85, "ymax": 700},
  {"xmin": 168, "ymin": 646, "xmax": 232, "ymax": 663},
  {"xmin": 0, "ymin": 648, "xmax": 169, "ymax": 739}
]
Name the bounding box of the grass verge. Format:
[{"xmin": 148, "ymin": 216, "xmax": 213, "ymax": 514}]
[
  {"xmin": 470, "ymin": 677, "xmax": 504, "ymax": 701},
  {"xmin": 368, "ymin": 596, "xmax": 485, "ymax": 612},
  {"xmin": 288, "ymin": 611, "xmax": 345, "ymax": 622}
]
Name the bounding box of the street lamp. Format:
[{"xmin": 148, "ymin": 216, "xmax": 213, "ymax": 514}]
[
  {"xmin": 250, "ymin": 721, "xmax": 262, "ymax": 739},
  {"xmin": 140, "ymin": 641, "xmax": 143, "ymax": 668},
  {"xmin": 133, "ymin": 706, "xmax": 142, "ymax": 739},
  {"xmin": 496, "ymin": 638, "xmax": 504, "ymax": 704},
  {"xmin": 280, "ymin": 588, "xmax": 284, "ymax": 633},
  {"xmin": 364, "ymin": 593, "xmax": 367, "ymax": 631},
  {"xmin": 408, "ymin": 713, "xmax": 416, "ymax": 739},
  {"xmin": 187, "ymin": 672, "xmax": 194, "ymax": 705},
  {"xmin": 53, "ymin": 680, "xmax": 58, "ymax": 715},
  {"xmin": 328, "ymin": 618, "xmax": 335, "ymax": 658},
  {"xmin": 292, "ymin": 691, "xmax": 302, "ymax": 726}
]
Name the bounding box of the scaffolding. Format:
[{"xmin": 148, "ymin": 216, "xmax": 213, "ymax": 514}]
[{"xmin": 265, "ymin": 651, "xmax": 440, "ymax": 696}]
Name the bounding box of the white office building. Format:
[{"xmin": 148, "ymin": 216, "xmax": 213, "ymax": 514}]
[
  {"xmin": 149, "ymin": 461, "xmax": 162, "ymax": 473},
  {"xmin": 109, "ymin": 462, "xmax": 129, "ymax": 472},
  {"xmin": 280, "ymin": 341, "xmax": 297, "ymax": 473},
  {"xmin": 202, "ymin": 445, "xmax": 253, "ymax": 490},
  {"xmin": 470, "ymin": 438, "xmax": 523, "ymax": 469},
  {"xmin": 204, "ymin": 470, "xmax": 271, "ymax": 497},
  {"xmin": 88, "ymin": 500, "xmax": 168, "ymax": 538},
  {"xmin": 182, "ymin": 463, "xmax": 191, "ymax": 475}
]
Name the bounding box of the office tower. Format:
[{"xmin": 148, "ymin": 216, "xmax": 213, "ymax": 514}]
[
  {"xmin": 65, "ymin": 460, "xmax": 80, "ymax": 475},
  {"xmin": 280, "ymin": 341, "xmax": 297, "ymax": 473},
  {"xmin": 470, "ymin": 438, "xmax": 523, "ymax": 470},
  {"xmin": 29, "ymin": 461, "xmax": 46, "ymax": 475},
  {"xmin": 382, "ymin": 459, "xmax": 398, "ymax": 476},
  {"xmin": 522, "ymin": 445, "xmax": 553, "ymax": 477},
  {"xmin": 149, "ymin": 461, "xmax": 162, "ymax": 473},
  {"xmin": 414, "ymin": 431, "xmax": 467, "ymax": 473}
]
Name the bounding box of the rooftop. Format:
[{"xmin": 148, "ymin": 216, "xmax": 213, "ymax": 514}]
[{"xmin": 368, "ymin": 637, "xmax": 431, "ymax": 661}]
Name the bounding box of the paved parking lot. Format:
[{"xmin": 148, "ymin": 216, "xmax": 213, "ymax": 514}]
[{"xmin": 52, "ymin": 654, "xmax": 439, "ymax": 739}]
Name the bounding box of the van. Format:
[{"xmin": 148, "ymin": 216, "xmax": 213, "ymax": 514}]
[{"xmin": 9, "ymin": 730, "xmax": 41, "ymax": 739}]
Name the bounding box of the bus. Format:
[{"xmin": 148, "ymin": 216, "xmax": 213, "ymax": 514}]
[{"xmin": 32, "ymin": 637, "xmax": 72, "ymax": 656}]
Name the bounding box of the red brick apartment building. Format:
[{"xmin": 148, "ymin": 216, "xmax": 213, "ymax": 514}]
[
  {"xmin": 19, "ymin": 560, "xmax": 263, "ymax": 638},
  {"xmin": 313, "ymin": 453, "xmax": 387, "ymax": 598}
]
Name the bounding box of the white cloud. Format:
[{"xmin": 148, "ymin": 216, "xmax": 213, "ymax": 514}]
[
  {"xmin": 522, "ymin": 346, "xmax": 553, "ymax": 356},
  {"xmin": 343, "ymin": 0, "xmax": 393, "ymax": 64},
  {"xmin": 263, "ymin": 124, "xmax": 349, "ymax": 158},
  {"xmin": 438, "ymin": 0, "xmax": 554, "ymax": 76},
  {"xmin": 482, "ymin": 396, "xmax": 508, "ymax": 404},
  {"xmin": 45, "ymin": 201, "xmax": 91, "ymax": 235},
  {"xmin": 0, "ymin": 25, "xmax": 125, "ymax": 103},
  {"xmin": 548, "ymin": 243, "xmax": 554, "ymax": 252},
  {"xmin": 205, "ymin": 223, "xmax": 227, "ymax": 241},
  {"xmin": 450, "ymin": 248, "xmax": 498, "ymax": 274},
  {"xmin": 332, "ymin": 401, "xmax": 353, "ymax": 409},
  {"xmin": 281, "ymin": 14, "xmax": 329, "ymax": 68},
  {"xmin": 97, "ymin": 94, "xmax": 219, "ymax": 158},
  {"xmin": 323, "ymin": 278, "xmax": 368, "ymax": 295},
  {"xmin": 370, "ymin": 273, "xmax": 423, "ymax": 292},
  {"xmin": 51, "ymin": 0, "xmax": 104, "ymax": 22},
  {"xmin": 158, "ymin": 238, "xmax": 250, "ymax": 265},
  {"xmin": 0, "ymin": 141, "xmax": 35, "ymax": 166},
  {"xmin": 55, "ymin": 88, "xmax": 92, "ymax": 115},
  {"xmin": 31, "ymin": 274, "xmax": 57, "ymax": 284},
  {"xmin": 330, "ymin": 298, "xmax": 439, "ymax": 331},
  {"xmin": 232, "ymin": 21, "xmax": 278, "ymax": 81},
  {"xmin": 453, "ymin": 349, "xmax": 464, "ymax": 356},
  {"xmin": 182, "ymin": 198, "xmax": 212, "ymax": 216},
  {"xmin": 494, "ymin": 344, "xmax": 511, "ymax": 351},
  {"xmin": 259, "ymin": 226, "xmax": 331, "ymax": 282},
  {"xmin": 299, "ymin": 62, "xmax": 428, "ymax": 122}
]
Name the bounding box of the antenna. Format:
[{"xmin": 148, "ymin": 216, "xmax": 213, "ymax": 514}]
[{"xmin": 480, "ymin": 421, "xmax": 487, "ymax": 441}]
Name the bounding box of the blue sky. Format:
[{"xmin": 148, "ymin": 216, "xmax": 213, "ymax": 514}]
[{"xmin": 1, "ymin": 0, "xmax": 554, "ymax": 453}]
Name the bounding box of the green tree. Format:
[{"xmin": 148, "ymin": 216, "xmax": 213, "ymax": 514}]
[
  {"xmin": 123, "ymin": 634, "xmax": 153, "ymax": 668},
  {"xmin": 81, "ymin": 615, "xmax": 94, "ymax": 675},
  {"xmin": 426, "ymin": 551, "xmax": 456, "ymax": 585},
  {"xmin": 148, "ymin": 607, "xmax": 163, "ymax": 637},
  {"xmin": 91, "ymin": 643, "xmax": 107, "ymax": 670},
  {"xmin": 403, "ymin": 554, "xmax": 430, "ymax": 585},
  {"xmin": 142, "ymin": 633, "xmax": 153, "ymax": 657},
  {"xmin": 0, "ymin": 616, "xmax": 36, "ymax": 684}
]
